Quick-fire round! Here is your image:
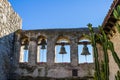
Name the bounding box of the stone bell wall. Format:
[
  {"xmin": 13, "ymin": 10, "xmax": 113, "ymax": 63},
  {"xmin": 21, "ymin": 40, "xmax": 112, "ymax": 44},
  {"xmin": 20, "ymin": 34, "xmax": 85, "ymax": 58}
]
[
  {"xmin": 13, "ymin": 28, "xmax": 98, "ymax": 80},
  {"xmin": 0, "ymin": 0, "xmax": 22, "ymax": 80}
]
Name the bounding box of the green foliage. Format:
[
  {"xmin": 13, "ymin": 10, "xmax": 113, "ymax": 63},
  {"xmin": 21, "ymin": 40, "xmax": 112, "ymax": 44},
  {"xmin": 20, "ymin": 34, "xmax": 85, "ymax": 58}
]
[
  {"xmin": 99, "ymin": 27, "xmax": 109, "ymax": 80},
  {"xmin": 113, "ymin": 5, "xmax": 120, "ymax": 33},
  {"xmin": 113, "ymin": 9, "xmax": 119, "ymax": 20},
  {"xmin": 87, "ymin": 24, "xmax": 120, "ymax": 80},
  {"xmin": 87, "ymin": 24, "xmax": 101, "ymax": 80},
  {"xmin": 115, "ymin": 23, "xmax": 120, "ymax": 33},
  {"xmin": 113, "ymin": 5, "xmax": 120, "ymax": 20},
  {"xmin": 108, "ymin": 41, "xmax": 120, "ymax": 68},
  {"xmin": 86, "ymin": 4, "xmax": 120, "ymax": 80},
  {"xmin": 115, "ymin": 71, "xmax": 120, "ymax": 80}
]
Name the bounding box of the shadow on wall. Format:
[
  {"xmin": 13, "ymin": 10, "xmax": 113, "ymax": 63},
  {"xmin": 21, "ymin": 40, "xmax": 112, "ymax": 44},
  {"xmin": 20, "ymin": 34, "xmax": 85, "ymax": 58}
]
[{"xmin": 0, "ymin": 32, "xmax": 16, "ymax": 80}]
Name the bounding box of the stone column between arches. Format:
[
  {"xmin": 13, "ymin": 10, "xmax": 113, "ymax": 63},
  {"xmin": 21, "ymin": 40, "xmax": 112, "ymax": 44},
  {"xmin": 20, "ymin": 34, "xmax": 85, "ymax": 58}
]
[
  {"xmin": 28, "ymin": 37, "xmax": 37, "ymax": 66},
  {"xmin": 70, "ymin": 37, "xmax": 78, "ymax": 66},
  {"xmin": 47, "ymin": 35, "xmax": 55, "ymax": 66}
]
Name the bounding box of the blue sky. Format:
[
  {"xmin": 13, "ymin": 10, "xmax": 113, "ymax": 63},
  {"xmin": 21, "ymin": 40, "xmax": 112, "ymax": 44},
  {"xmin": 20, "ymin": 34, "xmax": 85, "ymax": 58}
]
[{"xmin": 8, "ymin": 0, "xmax": 113, "ymax": 30}]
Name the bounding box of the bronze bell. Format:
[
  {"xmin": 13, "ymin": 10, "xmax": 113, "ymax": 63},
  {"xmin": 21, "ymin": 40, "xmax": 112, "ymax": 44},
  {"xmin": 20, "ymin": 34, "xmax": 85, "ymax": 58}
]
[
  {"xmin": 81, "ymin": 44, "xmax": 90, "ymax": 56},
  {"xmin": 24, "ymin": 44, "xmax": 28, "ymax": 50},
  {"xmin": 41, "ymin": 45, "xmax": 46, "ymax": 49},
  {"xmin": 59, "ymin": 45, "xmax": 67, "ymax": 54},
  {"xmin": 40, "ymin": 39, "xmax": 47, "ymax": 49}
]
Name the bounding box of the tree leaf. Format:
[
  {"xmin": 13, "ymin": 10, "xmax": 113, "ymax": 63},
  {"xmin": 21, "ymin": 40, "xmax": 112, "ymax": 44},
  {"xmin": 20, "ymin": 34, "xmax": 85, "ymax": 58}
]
[{"xmin": 113, "ymin": 9, "xmax": 119, "ymax": 19}]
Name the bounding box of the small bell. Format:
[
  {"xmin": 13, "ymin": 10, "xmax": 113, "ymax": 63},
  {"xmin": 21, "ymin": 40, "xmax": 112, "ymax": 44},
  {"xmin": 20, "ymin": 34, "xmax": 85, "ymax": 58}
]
[
  {"xmin": 41, "ymin": 45, "xmax": 46, "ymax": 49},
  {"xmin": 24, "ymin": 44, "xmax": 28, "ymax": 50},
  {"xmin": 40, "ymin": 39, "xmax": 47, "ymax": 49},
  {"xmin": 59, "ymin": 45, "xmax": 67, "ymax": 54},
  {"xmin": 81, "ymin": 44, "xmax": 90, "ymax": 56}
]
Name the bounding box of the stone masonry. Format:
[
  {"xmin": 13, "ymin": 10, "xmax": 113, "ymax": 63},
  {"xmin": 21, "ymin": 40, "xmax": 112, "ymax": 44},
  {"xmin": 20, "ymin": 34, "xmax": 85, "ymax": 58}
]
[
  {"xmin": 0, "ymin": 0, "xmax": 120, "ymax": 80},
  {"xmin": 13, "ymin": 28, "xmax": 98, "ymax": 80},
  {"xmin": 0, "ymin": 0, "xmax": 22, "ymax": 80}
]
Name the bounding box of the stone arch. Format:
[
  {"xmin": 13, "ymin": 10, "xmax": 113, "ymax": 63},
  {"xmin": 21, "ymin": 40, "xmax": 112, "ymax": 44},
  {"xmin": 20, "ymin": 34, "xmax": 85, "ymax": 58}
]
[
  {"xmin": 20, "ymin": 36, "xmax": 29, "ymax": 45},
  {"xmin": 56, "ymin": 35, "xmax": 70, "ymax": 43},
  {"xmin": 37, "ymin": 35, "xmax": 47, "ymax": 63},
  {"xmin": 19, "ymin": 35, "xmax": 29, "ymax": 63},
  {"xmin": 78, "ymin": 35, "xmax": 91, "ymax": 42},
  {"xmin": 78, "ymin": 36, "xmax": 93, "ymax": 64},
  {"xmin": 37, "ymin": 35, "xmax": 47, "ymax": 44},
  {"xmin": 55, "ymin": 35, "xmax": 71, "ymax": 63}
]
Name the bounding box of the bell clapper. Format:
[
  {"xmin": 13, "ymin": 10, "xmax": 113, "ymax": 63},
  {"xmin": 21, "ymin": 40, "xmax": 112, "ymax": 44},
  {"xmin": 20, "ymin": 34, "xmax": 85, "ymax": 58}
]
[
  {"xmin": 62, "ymin": 54, "xmax": 64, "ymax": 63},
  {"xmin": 42, "ymin": 49, "xmax": 44, "ymax": 62},
  {"xmin": 85, "ymin": 55, "xmax": 87, "ymax": 63},
  {"xmin": 24, "ymin": 50, "xmax": 27, "ymax": 62},
  {"xmin": 24, "ymin": 44, "xmax": 28, "ymax": 62}
]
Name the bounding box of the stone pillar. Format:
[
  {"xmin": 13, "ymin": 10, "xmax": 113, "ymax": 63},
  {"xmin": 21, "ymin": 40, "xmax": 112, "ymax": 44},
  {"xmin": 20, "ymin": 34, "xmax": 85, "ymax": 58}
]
[
  {"xmin": 11, "ymin": 32, "xmax": 21, "ymax": 79},
  {"xmin": 47, "ymin": 36, "xmax": 55, "ymax": 66},
  {"xmin": 14, "ymin": 33, "xmax": 21, "ymax": 65},
  {"xmin": 28, "ymin": 37, "xmax": 37, "ymax": 66},
  {"xmin": 70, "ymin": 37, "xmax": 78, "ymax": 66}
]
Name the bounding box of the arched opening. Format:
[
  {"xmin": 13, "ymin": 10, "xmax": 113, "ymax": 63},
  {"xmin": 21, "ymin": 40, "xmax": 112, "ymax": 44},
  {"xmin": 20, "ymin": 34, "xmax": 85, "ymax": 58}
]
[
  {"xmin": 78, "ymin": 39, "xmax": 93, "ymax": 63},
  {"xmin": 37, "ymin": 35, "xmax": 47, "ymax": 63},
  {"xmin": 55, "ymin": 36, "xmax": 70, "ymax": 63},
  {"xmin": 19, "ymin": 37, "xmax": 29, "ymax": 63}
]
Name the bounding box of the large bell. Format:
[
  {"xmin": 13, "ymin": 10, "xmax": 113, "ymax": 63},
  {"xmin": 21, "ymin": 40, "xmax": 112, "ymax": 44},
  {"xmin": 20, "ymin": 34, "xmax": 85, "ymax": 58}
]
[
  {"xmin": 24, "ymin": 44, "xmax": 28, "ymax": 50},
  {"xmin": 40, "ymin": 39, "xmax": 47, "ymax": 49},
  {"xmin": 59, "ymin": 45, "xmax": 67, "ymax": 54},
  {"xmin": 81, "ymin": 44, "xmax": 90, "ymax": 55}
]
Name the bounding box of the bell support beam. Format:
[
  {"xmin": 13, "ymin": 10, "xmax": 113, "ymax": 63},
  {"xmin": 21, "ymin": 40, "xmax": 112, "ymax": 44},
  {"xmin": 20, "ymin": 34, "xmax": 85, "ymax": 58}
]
[
  {"xmin": 70, "ymin": 37, "xmax": 78, "ymax": 66},
  {"xmin": 56, "ymin": 43, "xmax": 70, "ymax": 45},
  {"xmin": 28, "ymin": 37, "xmax": 37, "ymax": 66},
  {"xmin": 78, "ymin": 41, "xmax": 91, "ymax": 45},
  {"xmin": 56, "ymin": 41, "xmax": 91, "ymax": 45}
]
